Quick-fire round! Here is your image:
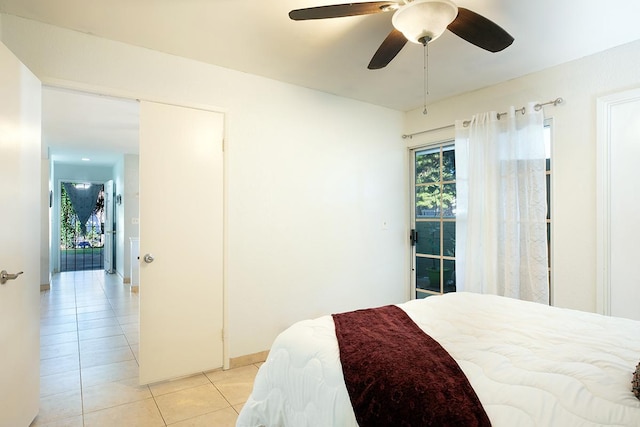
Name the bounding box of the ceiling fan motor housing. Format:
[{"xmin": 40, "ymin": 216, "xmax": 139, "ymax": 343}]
[{"xmin": 392, "ymin": 0, "xmax": 459, "ymax": 44}]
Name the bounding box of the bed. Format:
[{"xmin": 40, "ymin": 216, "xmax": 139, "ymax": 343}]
[{"xmin": 237, "ymin": 292, "xmax": 640, "ymax": 426}]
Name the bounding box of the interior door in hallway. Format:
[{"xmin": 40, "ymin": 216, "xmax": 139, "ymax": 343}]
[
  {"xmin": 0, "ymin": 41, "xmax": 41, "ymax": 427},
  {"xmin": 138, "ymin": 101, "xmax": 224, "ymax": 385}
]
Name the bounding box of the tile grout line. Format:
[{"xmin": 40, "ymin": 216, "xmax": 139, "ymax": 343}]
[
  {"xmin": 206, "ymin": 374, "xmax": 236, "ymax": 411},
  {"xmin": 150, "ymin": 393, "xmax": 169, "ymax": 426},
  {"xmin": 74, "ymin": 275, "xmax": 88, "ymax": 427}
]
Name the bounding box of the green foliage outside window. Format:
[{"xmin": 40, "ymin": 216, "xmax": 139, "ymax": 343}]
[
  {"xmin": 60, "ymin": 185, "xmax": 81, "ymax": 249},
  {"xmin": 415, "ymin": 149, "xmax": 456, "ymax": 217}
]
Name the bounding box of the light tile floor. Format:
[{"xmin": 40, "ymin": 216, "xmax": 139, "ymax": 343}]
[{"xmin": 32, "ymin": 270, "xmax": 258, "ymax": 427}]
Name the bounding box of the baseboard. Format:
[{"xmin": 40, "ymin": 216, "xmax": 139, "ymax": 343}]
[
  {"xmin": 229, "ymin": 350, "xmax": 269, "ymax": 369},
  {"xmin": 40, "ymin": 283, "xmax": 50, "ymax": 291}
]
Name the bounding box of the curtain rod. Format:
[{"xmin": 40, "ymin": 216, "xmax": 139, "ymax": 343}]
[{"xmin": 402, "ymin": 97, "xmax": 564, "ymax": 139}]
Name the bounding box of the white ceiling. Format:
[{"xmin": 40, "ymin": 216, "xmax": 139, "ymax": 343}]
[
  {"xmin": 3, "ymin": 0, "xmax": 640, "ymax": 164},
  {"xmin": 42, "ymin": 87, "xmax": 139, "ymax": 165}
]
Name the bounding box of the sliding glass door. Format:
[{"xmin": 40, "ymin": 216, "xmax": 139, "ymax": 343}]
[{"xmin": 411, "ymin": 143, "xmax": 457, "ymax": 299}]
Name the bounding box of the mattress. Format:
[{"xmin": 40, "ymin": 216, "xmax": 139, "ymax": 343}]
[{"xmin": 237, "ymin": 292, "xmax": 640, "ymax": 426}]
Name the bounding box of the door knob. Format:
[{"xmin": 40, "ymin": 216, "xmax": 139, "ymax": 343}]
[
  {"xmin": 143, "ymin": 254, "xmax": 155, "ymax": 263},
  {"xmin": 0, "ymin": 270, "xmax": 23, "ymax": 285}
]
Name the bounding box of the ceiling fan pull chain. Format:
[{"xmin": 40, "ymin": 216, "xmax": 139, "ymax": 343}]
[{"xmin": 423, "ymin": 41, "xmax": 429, "ymax": 115}]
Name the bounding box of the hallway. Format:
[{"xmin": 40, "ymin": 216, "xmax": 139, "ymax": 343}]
[{"xmin": 33, "ymin": 271, "xmax": 257, "ymax": 426}]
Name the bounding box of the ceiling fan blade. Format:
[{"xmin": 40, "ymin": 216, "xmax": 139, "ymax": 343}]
[
  {"xmin": 289, "ymin": 2, "xmax": 397, "ymax": 21},
  {"xmin": 368, "ymin": 28, "xmax": 408, "ymax": 69},
  {"xmin": 447, "ymin": 8, "xmax": 514, "ymax": 52}
]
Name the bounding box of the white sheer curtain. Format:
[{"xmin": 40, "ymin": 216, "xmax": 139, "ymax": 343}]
[{"xmin": 455, "ymin": 102, "xmax": 549, "ymax": 304}]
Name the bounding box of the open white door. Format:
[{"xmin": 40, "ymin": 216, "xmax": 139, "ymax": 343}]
[
  {"xmin": 0, "ymin": 42, "xmax": 41, "ymax": 426},
  {"xmin": 138, "ymin": 101, "xmax": 224, "ymax": 385},
  {"xmin": 597, "ymin": 89, "xmax": 640, "ymax": 321},
  {"xmin": 104, "ymin": 180, "xmax": 115, "ymax": 273}
]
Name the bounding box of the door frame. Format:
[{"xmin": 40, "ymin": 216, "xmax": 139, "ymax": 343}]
[{"xmin": 44, "ymin": 80, "xmax": 230, "ymax": 367}]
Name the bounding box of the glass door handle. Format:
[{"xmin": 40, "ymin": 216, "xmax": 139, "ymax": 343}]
[{"xmin": 410, "ymin": 229, "xmax": 419, "ymax": 246}]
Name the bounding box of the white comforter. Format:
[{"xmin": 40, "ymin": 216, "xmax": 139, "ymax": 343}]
[{"xmin": 237, "ymin": 292, "xmax": 640, "ymax": 426}]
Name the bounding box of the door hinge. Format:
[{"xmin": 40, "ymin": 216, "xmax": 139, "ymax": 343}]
[
  {"xmin": 410, "ymin": 229, "xmax": 419, "ymax": 246},
  {"xmin": 221, "ymin": 329, "xmax": 225, "ymax": 341}
]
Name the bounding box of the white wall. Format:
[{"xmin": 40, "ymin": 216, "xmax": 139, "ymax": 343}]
[
  {"xmin": 114, "ymin": 158, "xmax": 124, "ymax": 278},
  {"xmin": 403, "ymin": 39, "xmax": 640, "ymax": 314},
  {"xmin": 40, "ymin": 159, "xmax": 50, "ymax": 288},
  {"xmin": 124, "ymin": 154, "xmax": 139, "ymax": 282},
  {"xmin": 114, "ymin": 154, "xmax": 139, "ymax": 282},
  {"xmin": 1, "ymin": 15, "xmax": 407, "ymax": 358}
]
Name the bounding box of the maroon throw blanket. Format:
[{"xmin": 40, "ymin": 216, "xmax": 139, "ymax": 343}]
[{"xmin": 332, "ymin": 305, "xmax": 491, "ymax": 427}]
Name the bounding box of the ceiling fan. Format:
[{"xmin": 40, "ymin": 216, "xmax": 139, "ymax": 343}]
[{"xmin": 289, "ymin": 0, "xmax": 514, "ymax": 69}]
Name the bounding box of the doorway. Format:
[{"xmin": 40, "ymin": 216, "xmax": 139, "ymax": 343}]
[
  {"xmin": 59, "ymin": 181, "xmax": 105, "ymax": 272},
  {"xmin": 44, "ymin": 86, "xmax": 227, "ymax": 382}
]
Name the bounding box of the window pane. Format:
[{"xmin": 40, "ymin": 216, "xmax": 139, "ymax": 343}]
[
  {"xmin": 443, "ymin": 259, "xmax": 456, "ymax": 293},
  {"xmin": 415, "ymin": 149, "xmax": 440, "ymax": 184},
  {"xmin": 416, "ymin": 257, "xmax": 440, "ymax": 293},
  {"xmin": 416, "ymin": 184, "xmax": 440, "ymax": 218},
  {"xmin": 442, "ymin": 148, "xmax": 456, "ymax": 181},
  {"xmin": 442, "ymin": 183, "xmax": 456, "ymax": 218},
  {"xmin": 443, "ymin": 222, "xmax": 455, "ymax": 257},
  {"xmin": 416, "ymin": 222, "xmax": 440, "ymax": 256}
]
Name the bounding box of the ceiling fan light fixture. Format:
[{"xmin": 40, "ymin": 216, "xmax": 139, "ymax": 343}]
[{"xmin": 392, "ymin": 0, "xmax": 458, "ymax": 45}]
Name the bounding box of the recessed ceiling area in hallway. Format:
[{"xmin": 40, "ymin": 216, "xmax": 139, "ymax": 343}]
[{"xmin": 43, "ymin": 86, "xmax": 139, "ymax": 166}]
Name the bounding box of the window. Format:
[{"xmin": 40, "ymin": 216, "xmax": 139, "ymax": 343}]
[
  {"xmin": 412, "ymin": 143, "xmax": 456, "ymax": 298},
  {"xmin": 410, "ymin": 123, "xmax": 552, "ymax": 299}
]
